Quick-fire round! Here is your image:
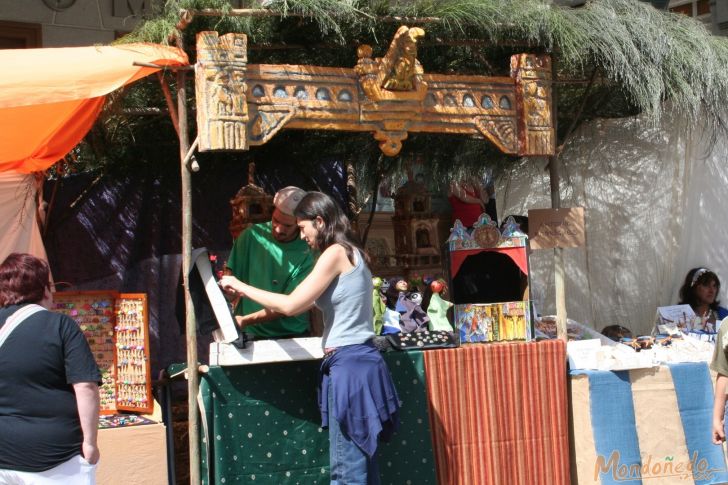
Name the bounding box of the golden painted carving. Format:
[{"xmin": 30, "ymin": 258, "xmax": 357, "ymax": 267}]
[
  {"xmin": 196, "ymin": 32, "xmax": 249, "ymax": 150},
  {"xmin": 381, "ymin": 26, "xmax": 424, "ymax": 91},
  {"xmin": 249, "ymin": 105, "xmax": 296, "ymax": 145},
  {"xmin": 355, "ymin": 26, "xmax": 427, "ymax": 100},
  {"xmin": 511, "ymin": 54, "xmax": 553, "ymax": 156},
  {"xmin": 195, "ymin": 28, "xmax": 555, "ymax": 157}
]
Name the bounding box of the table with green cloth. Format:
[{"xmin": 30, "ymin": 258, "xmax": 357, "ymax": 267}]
[{"xmin": 198, "ymin": 340, "xmax": 569, "ymax": 485}]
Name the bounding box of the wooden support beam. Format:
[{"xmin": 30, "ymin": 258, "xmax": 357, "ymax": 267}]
[
  {"xmin": 183, "ymin": 8, "xmax": 443, "ymax": 24},
  {"xmin": 177, "ymin": 30, "xmax": 201, "ymax": 484},
  {"xmin": 549, "ymin": 53, "xmax": 568, "ymax": 343},
  {"xmin": 157, "ymin": 72, "xmax": 180, "ymax": 138}
]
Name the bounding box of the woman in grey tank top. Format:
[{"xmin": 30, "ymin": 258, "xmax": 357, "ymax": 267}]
[{"xmin": 221, "ymin": 191, "xmax": 400, "ymax": 484}]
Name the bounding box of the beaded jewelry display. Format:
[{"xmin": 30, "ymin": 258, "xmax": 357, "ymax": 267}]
[
  {"xmin": 53, "ymin": 292, "xmax": 117, "ymax": 413},
  {"xmin": 114, "ymin": 295, "xmax": 152, "ymax": 414},
  {"xmin": 52, "ymin": 292, "xmax": 153, "ymax": 415}
]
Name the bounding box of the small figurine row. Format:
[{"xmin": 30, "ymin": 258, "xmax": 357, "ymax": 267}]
[
  {"xmin": 116, "ymin": 384, "xmax": 149, "ymax": 405},
  {"xmin": 116, "ymin": 380, "xmax": 148, "ymax": 386},
  {"xmin": 117, "ymin": 299, "xmax": 144, "ymax": 313},
  {"xmin": 115, "ymin": 314, "xmax": 142, "ymax": 323},
  {"xmin": 116, "ymin": 344, "xmax": 144, "ymax": 350},
  {"xmin": 115, "ymin": 335, "xmax": 145, "ymax": 348},
  {"xmin": 116, "ymin": 332, "xmax": 142, "ymax": 343}
]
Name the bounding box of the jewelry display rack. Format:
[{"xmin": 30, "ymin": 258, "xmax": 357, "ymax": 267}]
[{"xmin": 53, "ymin": 292, "xmax": 153, "ymax": 414}]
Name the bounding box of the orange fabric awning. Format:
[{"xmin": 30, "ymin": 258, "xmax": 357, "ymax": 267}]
[{"xmin": 0, "ymin": 43, "xmax": 188, "ymax": 173}]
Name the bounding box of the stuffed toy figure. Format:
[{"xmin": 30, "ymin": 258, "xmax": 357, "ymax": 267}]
[{"xmin": 427, "ymin": 280, "xmax": 454, "ymax": 332}]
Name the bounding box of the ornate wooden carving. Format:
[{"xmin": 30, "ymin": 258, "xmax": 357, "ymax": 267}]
[
  {"xmin": 195, "ymin": 26, "xmax": 555, "ymax": 157},
  {"xmin": 196, "ymin": 32, "xmax": 249, "ymax": 151},
  {"xmin": 228, "ymin": 163, "xmax": 273, "ymax": 239},
  {"xmin": 511, "ymin": 54, "xmax": 553, "ymax": 156}
]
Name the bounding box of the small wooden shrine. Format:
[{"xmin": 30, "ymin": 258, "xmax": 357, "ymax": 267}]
[
  {"xmin": 228, "ymin": 163, "xmax": 273, "ymax": 239},
  {"xmin": 392, "ymin": 173, "xmax": 442, "ymax": 268}
]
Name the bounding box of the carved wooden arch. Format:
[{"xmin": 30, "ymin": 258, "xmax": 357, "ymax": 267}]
[{"xmin": 194, "ymin": 26, "xmax": 554, "ymax": 157}]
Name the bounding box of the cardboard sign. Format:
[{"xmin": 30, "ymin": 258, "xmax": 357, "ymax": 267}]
[{"xmin": 528, "ymin": 207, "xmax": 585, "ymax": 250}]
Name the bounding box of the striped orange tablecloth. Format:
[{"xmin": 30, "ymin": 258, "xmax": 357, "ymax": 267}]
[{"xmin": 423, "ymin": 340, "xmax": 569, "ymax": 485}]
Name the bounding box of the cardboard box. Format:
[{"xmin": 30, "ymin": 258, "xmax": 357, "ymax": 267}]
[{"xmin": 569, "ymin": 365, "xmax": 728, "ymax": 484}]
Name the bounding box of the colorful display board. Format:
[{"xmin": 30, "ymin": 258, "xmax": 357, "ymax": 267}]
[
  {"xmin": 455, "ymin": 300, "xmax": 531, "ymax": 343},
  {"xmin": 53, "ymin": 292, "xmax": 153, "ymax": 414}
]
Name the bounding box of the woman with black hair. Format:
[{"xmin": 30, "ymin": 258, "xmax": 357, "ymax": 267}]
[
  {"xmin": 221, "ymin": 191, "xmax": 399, "ymax": 484},
  {"xmin": 678, "ymin": 267, "xmax": 728, "ymax": 331}
]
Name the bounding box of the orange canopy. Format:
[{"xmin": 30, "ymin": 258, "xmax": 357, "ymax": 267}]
[{"xmin": 0, "ymin": 43, "xmax": 188, "ymax": 173}]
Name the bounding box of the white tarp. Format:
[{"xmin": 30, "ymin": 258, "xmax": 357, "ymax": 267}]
[
  {"xmin": 0, "ymin": 171, "xmax": 47, "ymax": 265},
  {"xmin": 498, "ymin": 114, "xmax": 728, "ymax": 336}
]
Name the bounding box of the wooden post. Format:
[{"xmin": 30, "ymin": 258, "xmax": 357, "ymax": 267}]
[
  {"xmin": 549, "ymin": 155, "xmax": 567, "ymax": 342},
  {"xmin": 549, "ymin": 54, "xmax": 567, "ymax": 343},
  {"xmin": 177, "ymin": 34, "xmax": 201, "ymax": 485}
]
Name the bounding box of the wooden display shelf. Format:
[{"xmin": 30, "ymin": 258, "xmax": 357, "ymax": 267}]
[{"xmin": 52, "ymin": 291, "xmax": 153, "ymax": 415}]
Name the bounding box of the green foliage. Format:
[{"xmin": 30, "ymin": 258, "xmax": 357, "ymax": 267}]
[
  {"xmin": 118, "ymin": 0, "xmax": 728, "ymax": 127},
  {"xmin": 91, "ymin": 0, "xmax": 728, "ymax": 206}
]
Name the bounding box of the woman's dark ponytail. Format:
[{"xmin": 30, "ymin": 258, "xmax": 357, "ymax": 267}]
[{"xmin": 294, "ymin": 192, "xmax": 369, "ymax": 265}]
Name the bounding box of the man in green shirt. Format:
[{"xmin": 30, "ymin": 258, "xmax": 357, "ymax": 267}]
[{"xmin": 225, "ymin": 186, "xmax": 314, "ymax": 339}]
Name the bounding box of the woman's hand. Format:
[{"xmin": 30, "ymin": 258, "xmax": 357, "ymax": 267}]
[
  {"xmin": 713, "ymin": 418, "xmax": 726, "ymax": 444},
  {"xmin": 220, "ymin": 275, "xmax": 246, "ymax": 297}
]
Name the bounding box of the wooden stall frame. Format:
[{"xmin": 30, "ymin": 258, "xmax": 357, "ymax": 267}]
[{"xmin": 154, "ymin": 11, "xmax": 561, "ymax": 482}]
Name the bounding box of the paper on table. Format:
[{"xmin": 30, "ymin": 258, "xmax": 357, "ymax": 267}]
[
  {"xmin": 567, "ymin": 339, "xmax": 601, "ymax": 370},
  {"xmin": 656, "ymin": 304, "xmax": 696, "ymax": 335},
  {"xmin": 657, "ymin": 304, "xmax": 696, "ymax": 323}
]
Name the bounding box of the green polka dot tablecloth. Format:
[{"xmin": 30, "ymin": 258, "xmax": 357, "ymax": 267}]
[{"xmin": 198, "ymin": 351, "xmax": 436, "ymax": 484}]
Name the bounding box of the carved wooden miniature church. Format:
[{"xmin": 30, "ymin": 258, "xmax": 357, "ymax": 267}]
[{"xmin": 392, "ymin": 174, "xmax": 443, "ymax": 270}]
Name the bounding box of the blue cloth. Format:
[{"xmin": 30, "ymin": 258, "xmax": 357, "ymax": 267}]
[
  {"xmin": 395, "ymin": 293, "xmax": 408, "ymax": 314},
  {"xmin": 668, "ymin": 363, "xmax": 728, "ymax": 485},
  {"xmin": 328, "ymin": 384, "xmax": 380, "ymax": 485},
  {"xmin": 381, "ymin": 308, "xmax": 402, "ymax": 335},
  {"xmin": 572, "ymin": 370, "xmax": 643, "ymax": 485},
  {"xmin": 319, "ymin": 343, "xmax": 400, "ymax": 458}
]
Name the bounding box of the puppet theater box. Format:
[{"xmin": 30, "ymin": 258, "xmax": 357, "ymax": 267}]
[{"xmin": 448, "ymin": 218, "xmax": 532, "ymax": 343}]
